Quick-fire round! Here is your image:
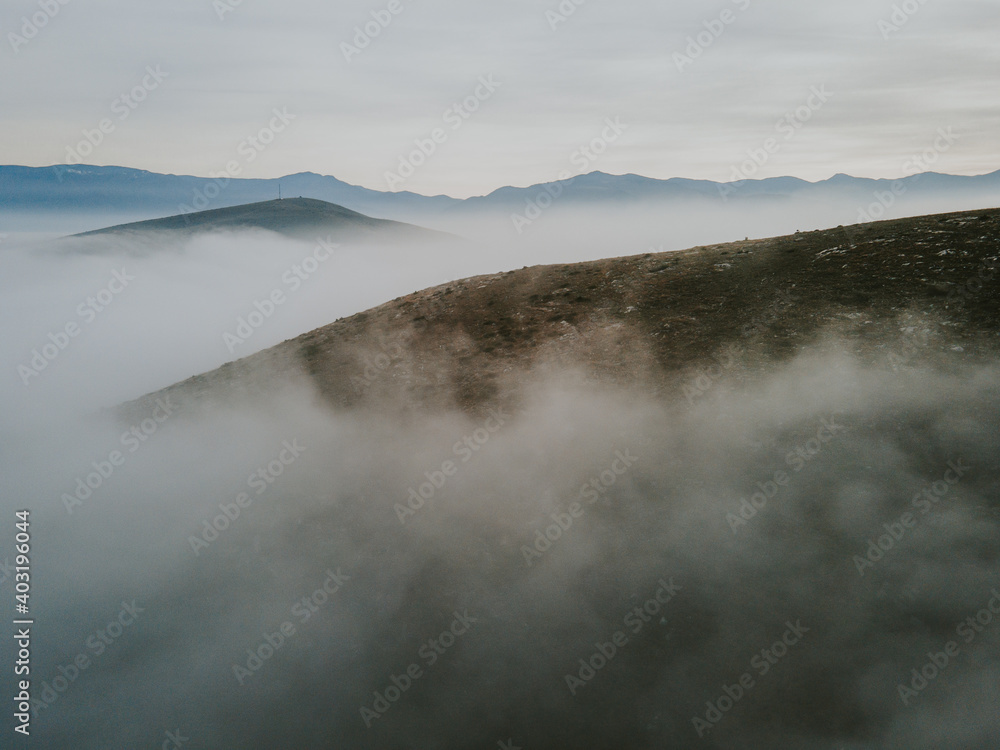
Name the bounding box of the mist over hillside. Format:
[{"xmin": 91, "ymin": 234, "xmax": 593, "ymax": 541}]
[
  {"xmin": 5, "ymin": 0, "xmax": 1000, "ymax": 745},
  {"xmin": 2, "ymin": 206, "xmax": 998, "ymax": 749}
]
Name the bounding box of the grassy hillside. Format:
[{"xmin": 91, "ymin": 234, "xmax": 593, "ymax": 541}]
[{"xmin": 123, "ymin": 206, "xmax": 1000, "ymax": 417}]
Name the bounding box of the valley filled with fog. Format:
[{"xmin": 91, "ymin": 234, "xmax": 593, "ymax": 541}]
[{"xmin": 2, "ymin": 201, "xmax": 999, "ymax": 748}]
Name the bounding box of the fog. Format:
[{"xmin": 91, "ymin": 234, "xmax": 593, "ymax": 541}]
[
  {"xmin": 0, "ymin": 229, "xmax": 499, "ymax": 420},
  {"xmin": 1, "ymin": 213, "xmax": 998, "ymax": 749},
  {"xmin": 5, "ymin": 183, "xmax": 999, "ymax": 418},
  {"xmin": 2, "ymin": 349, "xmax": 998, "ymax": 748},
  {"xmin": 430, "ymin": 186, "xmax": 1000, "ymax": 259}
]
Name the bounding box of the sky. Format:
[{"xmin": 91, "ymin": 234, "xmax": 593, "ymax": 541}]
[{"xmin": 2, "ymin": 0, "xmax": 998, "ymax": 198}]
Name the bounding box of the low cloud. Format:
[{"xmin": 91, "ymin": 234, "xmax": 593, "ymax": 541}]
[{"xmin": 1, "ymin": 343, "xmax": 998, "ymax": 748}]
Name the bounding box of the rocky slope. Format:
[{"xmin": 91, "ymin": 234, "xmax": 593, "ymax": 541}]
[{"xmin": 119, "ymin": 207, "xmax": 1000, "ymax": 423}]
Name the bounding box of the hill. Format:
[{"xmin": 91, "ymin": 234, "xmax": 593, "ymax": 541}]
[
  {"xmin": 122, "ymin": 206, "xmax": 1000, "ymax": 418},
  {"xmin": 72, "ymin": 197, "xmax": 457, "ymax": 243}
]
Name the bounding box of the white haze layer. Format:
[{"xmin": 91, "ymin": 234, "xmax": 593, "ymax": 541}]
[{"xmin": 0, "ymin": 207, "xmax": 998, "ymax": 749}]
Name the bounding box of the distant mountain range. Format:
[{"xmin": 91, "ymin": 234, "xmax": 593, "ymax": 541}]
[
  {"xmin": 5, "ymin": 164, "xmax": 1000, "ymax": 233},
  {"xmin": 72, "ymin": 197, "xmax": 456, "ymax": 244}
]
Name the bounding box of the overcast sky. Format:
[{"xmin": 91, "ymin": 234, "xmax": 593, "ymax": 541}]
[{"xmin": 2, "ymin": 0, "xmax": 997, "ymax": 198}]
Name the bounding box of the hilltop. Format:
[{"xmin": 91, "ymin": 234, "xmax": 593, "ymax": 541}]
[{"xmin": 72, "ymin": 197, "xmax": 457, "ymax": 243}]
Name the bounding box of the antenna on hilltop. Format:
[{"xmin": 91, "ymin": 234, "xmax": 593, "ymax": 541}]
[{"xmin": 278, "ymin": 183, "xmax": 282, "ymax": 200}]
